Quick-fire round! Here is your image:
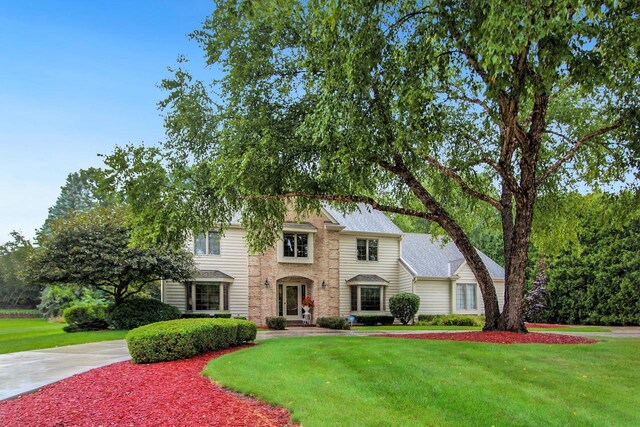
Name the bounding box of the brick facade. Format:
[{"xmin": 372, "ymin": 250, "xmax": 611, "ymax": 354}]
[{"xmin": 247, "ymin": 211, "xmax": 340, "ymax": 325}]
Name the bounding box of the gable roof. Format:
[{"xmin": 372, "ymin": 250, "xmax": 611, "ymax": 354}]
[
  {"xmin": 401, "ymin": 233, "xmax": 505, "ymax": 279},
  {"xmin": 323, "ymin": 204, "xmax": 402, "ymax": 235}
]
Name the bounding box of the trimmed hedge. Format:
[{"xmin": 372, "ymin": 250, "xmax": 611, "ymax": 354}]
[
  {"xmin": 63, "ymin": 304, "xmax": 109, "ymax": 332},
  {"xmin": 181, "ymin": 313, "xmax": 211, "ymax": 319},
  {"xmin": 417, "ymin": 314, "xmax": 485, "ymax": 326},
  {"xmin": 181, "ymin": 312, "xmax": 233, "ymax": 319},
  {"xmin": 106, "ymin": 298, "xmax": 181, "ymax": 330},
  {"xmin": 126, "ymin": 318, "xmax": 257, "ymax": 363},
  {"xmin": 266, "ymin": 316, "xmax": 287, "ymax": 330},
  {"xmin": 316, "ymin": 317, "xmax": 350, "ymax": 330},
  {"xmin": 354, "ymin": 315, "xmax": 395, "ymax": 326},
  {"xmin": 389, "ymin": 293, "xmax": 420, "ymax": 325}
]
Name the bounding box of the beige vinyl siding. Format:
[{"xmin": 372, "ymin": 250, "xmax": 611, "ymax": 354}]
[
  {"xmin": 163, "ymin": 279, "xmax": 187, "ymax": 310},
  {"xmin": 454, "ymin": 263, "xmax": 505, "ymax": 314},
  {"xmin": 164, "ymin": 228, "xmax": 249, "ymax": 317},
  {"xmin": 398, "ymin": 262, "xmax": 414, "ymax": 294},
  {"xmin": 414, "ymin": 279, "xmax": 451, "ymax": 314},
  {"xmin": 339, "ymin": 235, "xmax": 400, "ymax": 316}
]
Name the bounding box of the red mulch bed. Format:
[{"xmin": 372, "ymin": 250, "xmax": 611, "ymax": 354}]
[
  {"xmin": 525, "ymin": 322, "xmax": 567, "ymax": 328},
  {"xmin": 0, "ymin": 346, "xmax": 292, "ymax": 427},
  {"xmin": 375, "ymin": 331, "xmax": 597, "ymax": 344}
]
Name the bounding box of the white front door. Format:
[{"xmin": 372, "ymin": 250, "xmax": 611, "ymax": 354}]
[{"xmin": 284, "ymin": 284, "xmax": 301, "ymax": 320}]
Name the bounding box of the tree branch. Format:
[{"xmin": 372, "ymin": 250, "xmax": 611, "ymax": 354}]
[
  {"xmin": 244, "ymin": 193, "xmax": 438, "ymax": 221},
  {"xmin": 536, "ymin": 119, "xmax": 623, "ymax": 186},
  {"xmin": 421, "ymin": 155, "xmax": 502, "ymax": 211}
]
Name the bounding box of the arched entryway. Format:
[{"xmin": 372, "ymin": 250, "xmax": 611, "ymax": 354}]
[{"xmin": 276, "ymin": 276, "xmax": 314, "ymax": 321}]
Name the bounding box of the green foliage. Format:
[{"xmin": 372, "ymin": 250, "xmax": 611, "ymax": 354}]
[
  {"xmin": 354, "ymin": 315, "xmax": 394, "ymax": 326},
  {"xmin": 31, "ymin": 207, "xmax": 195, "ymax": 304},
  {"xmin": 316, "ymin": 317, "xmax": 351, "ymax": 330},
  {"xmin": 213, "ymin": 312, "xmax": 232, "ymax": 318},
  {"xmin": 126, "ymin": 318, "xmax": 257, "ymax": 363},
  {"xmin": 417, "ymin": 314, "xmax": 485, "ymax": 327},
  {"xmin": 181, "ymin": 313, "xmax": 212, "ymax": 319},
  {"xmin": 0, "ymin": 232, "xmax": 41, "ymax": 308},
  {"xmin": 106, "ymin": 298, "xmax": 182, "ymax": 330},
  {"xmin": 37, "ymin": 285, "xmax": 82, "ymax": 318},
  {"xmin": 266, "ymin": 316, "xmax": 287, "ymax": 330},
  {"xmin": 389, "ymin": 293, "xmax": 420, "ymax": 325},
  {"xmin": 39, "ymin": 168, "xmax": 114, "ymax": 237},
  {"xmin": 62, "ymin": 304, "xmax": 108, "ymax": 332},
  {"xmin": 543, "ymin": 195, "xmax": 640, "ymax": 325}
]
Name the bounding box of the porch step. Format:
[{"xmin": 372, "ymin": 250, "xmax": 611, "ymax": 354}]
[{"xmin": 286, "ymin": 321, "xmax": 315, "ymax": 327}]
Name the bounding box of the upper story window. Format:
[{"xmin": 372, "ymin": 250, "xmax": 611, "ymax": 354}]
[
  {"xmin": 356, "ymin": 239, "xmax": 378, "ymax": 261},
  {"xmin": 283, "ymin": 233, "xmax": 308, "ymax": 258},
  {"xmin": 194, "ymin": 231, "xmax": 221, "ymax": 255}
]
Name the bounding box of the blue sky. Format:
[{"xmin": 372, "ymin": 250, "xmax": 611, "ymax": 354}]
[{"xmin": 0, "ymin": 0, "xmax": 216, "ymax": 243}]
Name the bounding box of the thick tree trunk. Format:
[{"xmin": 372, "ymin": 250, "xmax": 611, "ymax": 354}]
[
  {"xmin": 499, "ymin": 211, "xmax": 533, "ymax": 333},
  {"xmin": 433, "ymin": 213, "xmax": 501, "ymax": 330}
]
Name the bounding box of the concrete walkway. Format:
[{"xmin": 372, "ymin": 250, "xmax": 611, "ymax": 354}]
[
  {"xmin": 2, "ymin": 326, "xmax": 639, "ymax": 401},
  {"xmin": 0, "ymin": 340, "xmax": 130, "ymax": 401}
]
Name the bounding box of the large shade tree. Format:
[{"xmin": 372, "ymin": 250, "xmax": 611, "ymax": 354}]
[
  {"xmin": 30, "ymin": 208, "xmax": 195, "ymax": 305},
  {"xmin": 106, "ymin": 1, "xmax": 639, "ymax": 331}
]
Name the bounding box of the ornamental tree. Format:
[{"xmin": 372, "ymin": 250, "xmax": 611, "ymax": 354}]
[
  {"xmin": 30, "ymin": 208, "xmax": 195, "ymax": 305},
  {"xmin": 105, "ymin": 1, "xmax": 638, "ymax": 331}
]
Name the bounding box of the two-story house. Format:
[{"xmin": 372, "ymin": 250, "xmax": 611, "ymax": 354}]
[{"xmin": 161, "ymin": 204, "xmax": 505, "ymax": 325}]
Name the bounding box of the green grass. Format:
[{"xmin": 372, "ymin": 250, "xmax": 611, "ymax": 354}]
[
  {"xmin": 205, "ymin": 336, "xmax": 640, "ymax": 427},
  {"xmin": 0, "ymin": 318, "xmax": 127, "ymax": 354},
  {"xmin": 352, "ymin": 325, "xmax": 611, "ymax": 333}
]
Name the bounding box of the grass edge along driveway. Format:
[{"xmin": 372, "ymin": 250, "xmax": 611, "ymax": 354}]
[
  {"xmin": 0, "ymin": 318, "xmax": 127, "ymax": 354},
  {"xmin": 205, "ymin": 335, "xmax": 640, "ymax": 427}
]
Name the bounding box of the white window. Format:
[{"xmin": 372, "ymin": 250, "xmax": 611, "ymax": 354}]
[
  {"xmin": 186, "ymin": 282, "xmax": 229, "ymax": 312},
  {"xmin": 356, "ymin": 239, "xmax": 378, "ymax": 261},
  {"xmin": 456, "ymin": 283, "xmax": 477, "ymax": 310},
  {"xmin": 350, "ymin": 285, "xmax": 384, "ymax": 312},
  {"xmin": 194, "ymin": 231, "xmax": 221, "ymax": 255},
  {"xmin": 283, "ymin": 233, "xmax": 308, "ymax": 258}
]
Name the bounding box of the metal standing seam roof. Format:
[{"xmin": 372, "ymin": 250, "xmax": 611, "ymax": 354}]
[
  {"xmin": 400, "ymin": 233, "xmax": 505, "ymax": 279},
  {"xmin": 322, "ymin": 203, "xmax": 403, "ymax": 234}
]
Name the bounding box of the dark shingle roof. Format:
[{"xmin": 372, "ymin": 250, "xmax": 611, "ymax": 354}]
[
  {"xmin": 198, "ymin": 270, "xmax": 234, "ymax": 280},
  {"xmin": 346, "ymin": 274, "xmax": 390, "ymax": 284},
  {"xmin": 323, "ymin": 204, "xmax": 402, "ymax": 234},
  {"xmin": 401, "ymin": 234, "xmax": 505, "ymax": 279}
]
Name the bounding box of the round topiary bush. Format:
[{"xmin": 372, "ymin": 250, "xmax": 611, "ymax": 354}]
[
  {"xmin": 63, "ymin": 304, "xmax": 109, "ymax": 332},
  {"xmin": 106, "ymin": 298, "xmax": 181, "ymax": 330},
  {"xmin": 389, "ymin": 293, "xmax": 420, "ymax": 325}
]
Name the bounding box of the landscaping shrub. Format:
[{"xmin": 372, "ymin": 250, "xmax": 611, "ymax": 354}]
[
  {"xmin": 417, "ymin": 314, "xmax": 484, "ymax": 326},
  {"xmin": 266, "ymin": 316, "xmax": 287, "ymax": 330},
  {"xmin": 389, "ymin": 293, "xmax": 420, "ymax": 325},
  {"xmin": 126, "ymin": 318, "xmax": 257, "ymax": 363},
  {"xmin": 63, "ymin": 304, "xmax": 108, "ymax": 332},
  {"xmin": 181, "ymin": 313, "xmax": 211, "ymax": 319},
  {"xmin": 354, "ymin": 315, "xmax": 395, "ymax": 326},
  {"xmin": 212, "ymin": 312, "xmax": 232, "ymax": 318},
  {"xmin": 106, "ymin": 298, "xmax": 181, "ymax": 330},
  {"xmin": 316, "ymin": 317, "xmax": 351, "ymax": 330}
]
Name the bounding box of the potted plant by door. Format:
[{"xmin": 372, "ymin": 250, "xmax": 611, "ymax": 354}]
[{"xmin": 302, "ymin": 295, "xmax": 314, "ymax": 314}]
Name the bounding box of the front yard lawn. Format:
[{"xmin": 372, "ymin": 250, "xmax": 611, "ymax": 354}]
[
  {"xmin": 0, "ymin": 318, "xmax": 127, "ymax": 354},
  {"xmin": 352, "ymin": 325, "xmax": 611, "ymax": 333},
  {"xmin": 205, "ymin": 336, "xmax": 639, "ymax": 427}
]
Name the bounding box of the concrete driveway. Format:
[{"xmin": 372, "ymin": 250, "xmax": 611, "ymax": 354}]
[{"xmin": 0, "ymin": 340, "xmax": 130, "ymax": 401}]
